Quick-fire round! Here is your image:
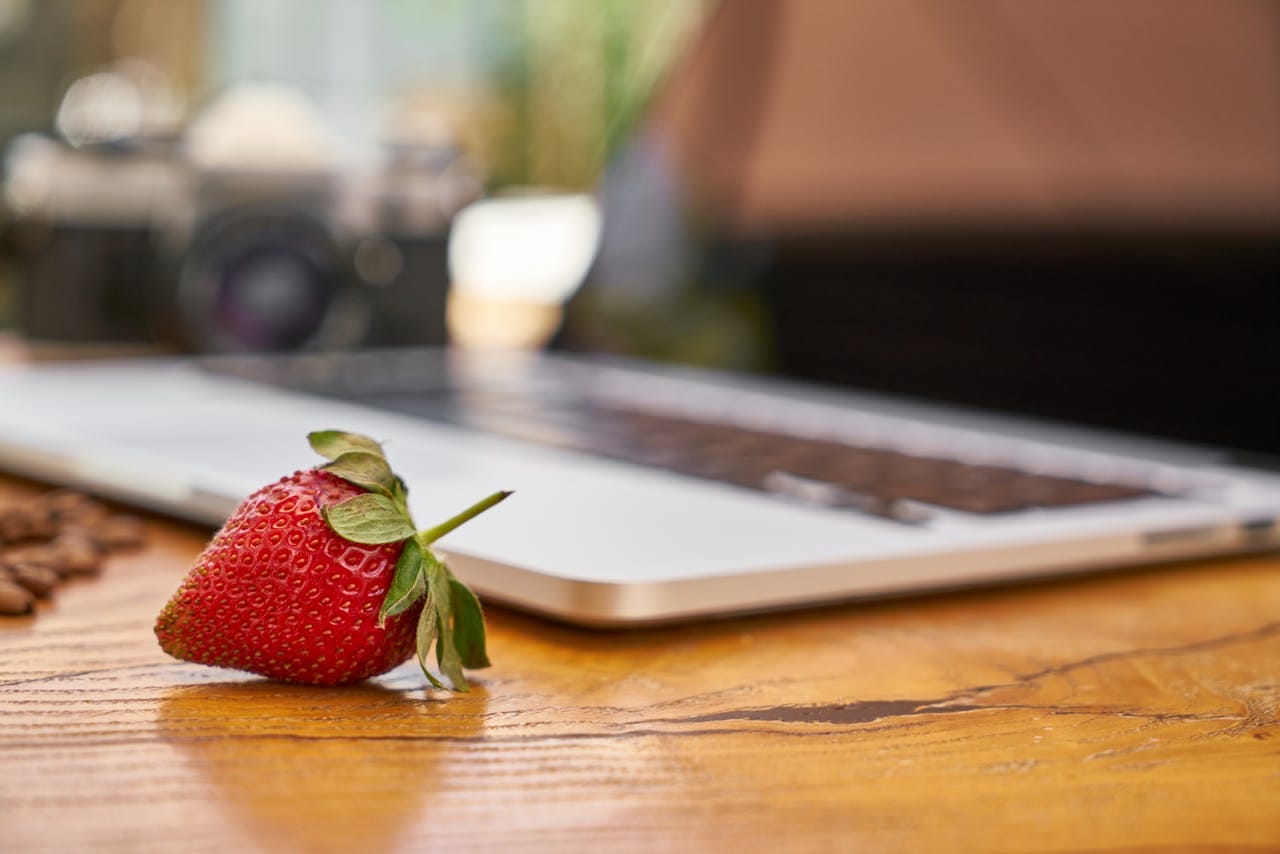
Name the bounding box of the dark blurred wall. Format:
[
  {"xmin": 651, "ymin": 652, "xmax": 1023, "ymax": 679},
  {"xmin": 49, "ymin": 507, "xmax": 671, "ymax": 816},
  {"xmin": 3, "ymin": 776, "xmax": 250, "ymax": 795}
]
[
  {"xmin": 571, "ymin": 0, "xmax": 1280, "ymax": 455},
  {"xmin": 655, "ymin": 0, "xmax": 1280, "ymax": 234}
]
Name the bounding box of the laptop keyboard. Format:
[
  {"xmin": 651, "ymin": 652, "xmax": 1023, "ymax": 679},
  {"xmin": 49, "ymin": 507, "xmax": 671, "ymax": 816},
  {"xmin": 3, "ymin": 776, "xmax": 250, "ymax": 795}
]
[
  {"xmin": 204, "ymin": 351, "xmax": 1163, "ymax": 523},
  {"xmin": 398, "ymin": 393, "xmax": 1156, "ymax": 522}
]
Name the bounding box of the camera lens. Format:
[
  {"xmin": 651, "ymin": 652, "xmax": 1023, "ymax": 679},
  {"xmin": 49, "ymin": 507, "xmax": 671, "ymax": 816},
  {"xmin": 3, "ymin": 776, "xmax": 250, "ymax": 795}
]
[
  {"xmin": 214, "ymin": 245, "xmax": 330, "ymax": 350},
  {"xmin": 171, "ymin": 208, "xmax": 368, "ymax": 353}
]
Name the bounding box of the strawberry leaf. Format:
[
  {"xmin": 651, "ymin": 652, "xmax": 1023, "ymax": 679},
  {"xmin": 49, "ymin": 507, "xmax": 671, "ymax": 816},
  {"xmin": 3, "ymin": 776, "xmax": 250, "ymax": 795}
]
[
  {"xmin": 322, "ymin": 494, "xmax": 416, "ymax": 544},
  {"xmin": 379, "ymin": 538, "xmax": 426, "ymax": 625},
  {"xmin": 447, "ymin": 569, "xmax": 491, "ymax": 669},
  {"xmin": 425, "ymin": 556, "xmax": 467, "ymax": 691},
  {"xmin": 308, "ymin": 430, "xmax": 386, "ymax": 462},
  {"xmin": 392, "ymin": 476, "xmax": 410, "ymax": 508},
  {"xmin": 322, "ymin": 450, "xmax": 396, "ymax": 497},
  {"xmin": 414, "ymin": 597, "xmax": 445, "ymax": 691}
]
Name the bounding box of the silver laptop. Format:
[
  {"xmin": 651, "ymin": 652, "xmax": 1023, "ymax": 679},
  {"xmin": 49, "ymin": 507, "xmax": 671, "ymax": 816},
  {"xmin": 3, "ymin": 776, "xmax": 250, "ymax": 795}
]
[
  {"xmin": 0, "ymin": 347, "xmax": 1277, "ymax": 625},
  {"xmin": 3, "ymin": 4, "xmax": 1278, "ymax": 625}
]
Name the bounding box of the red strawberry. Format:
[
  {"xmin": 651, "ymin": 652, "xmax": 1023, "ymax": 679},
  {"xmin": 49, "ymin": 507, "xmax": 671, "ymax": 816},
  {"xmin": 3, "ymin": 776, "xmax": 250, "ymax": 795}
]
[{"xmin": 155, "ymin": 430, "xmax": 509, "ymax": 689}]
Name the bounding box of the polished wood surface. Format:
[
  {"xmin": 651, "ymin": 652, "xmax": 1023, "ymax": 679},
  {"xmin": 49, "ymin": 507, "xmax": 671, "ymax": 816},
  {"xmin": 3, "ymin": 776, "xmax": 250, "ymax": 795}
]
[{"xmin": 2, "ymin": 474, "xmax": 1278, "ymax": 853}]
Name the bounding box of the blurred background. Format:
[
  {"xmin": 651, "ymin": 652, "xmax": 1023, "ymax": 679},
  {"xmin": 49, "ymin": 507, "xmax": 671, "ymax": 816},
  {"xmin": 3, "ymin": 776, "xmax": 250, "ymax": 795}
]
[
  {"xmin": 0, "ymin": 0, "xmax": 706, "ymax": 354},
  {"xmin": 0, "ymin": 0, "xmax": 1277, "ymax": 452}
]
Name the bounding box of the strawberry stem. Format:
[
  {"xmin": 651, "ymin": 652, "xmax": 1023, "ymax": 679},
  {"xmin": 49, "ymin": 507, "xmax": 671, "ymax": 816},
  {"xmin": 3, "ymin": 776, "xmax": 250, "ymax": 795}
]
[{"xmin": 418, "ymin": 490, "xmax": 512, "ymax": 545}]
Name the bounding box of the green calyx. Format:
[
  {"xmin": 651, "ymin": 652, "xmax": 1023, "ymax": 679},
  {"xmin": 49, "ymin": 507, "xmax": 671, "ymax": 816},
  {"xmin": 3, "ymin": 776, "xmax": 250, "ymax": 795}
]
[{"xmin": 306, "ymin": 430, "xmax": 511, "ymax": 691}]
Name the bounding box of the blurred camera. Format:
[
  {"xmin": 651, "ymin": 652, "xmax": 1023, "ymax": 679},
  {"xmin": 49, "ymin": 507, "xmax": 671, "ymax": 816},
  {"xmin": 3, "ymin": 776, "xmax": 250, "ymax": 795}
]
[{"xmin": 2, "ymin": 73, "xmax": 480, "ymax": 353}]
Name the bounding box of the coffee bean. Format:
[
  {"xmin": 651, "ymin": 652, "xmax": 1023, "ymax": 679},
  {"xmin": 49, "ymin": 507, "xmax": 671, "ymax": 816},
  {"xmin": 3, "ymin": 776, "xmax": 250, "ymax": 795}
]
[
  {"xmin": 94, "ymin": 516, "xmax": 146, "ymax": 550},
  {"xmin": 0, "ymin": 505, "xmax": 48, "ymax": 544},
  {"xmin": 0, "ymin": 578, "xmax": 34, "ymax": 616},
  {"xmin": 46, "ymin": 534, "xmax": 104, "ymax": 575},
  {"xmin": 0, "ymin": 488, "xmax": 147, "ymax": 619},
  {"xmin": 7, "ymin": 562, "xmax": 58, "ymax": 598},
  {"xmin": 44, "ymin": 490, "xmax": 107, "ymax": 523}
]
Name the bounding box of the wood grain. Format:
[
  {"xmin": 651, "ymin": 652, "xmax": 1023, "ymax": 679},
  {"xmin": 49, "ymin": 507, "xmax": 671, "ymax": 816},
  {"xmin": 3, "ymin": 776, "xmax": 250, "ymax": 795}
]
[{"xmin": 2, "ymin": 476, "xmax": 1278, "ymax": 853}]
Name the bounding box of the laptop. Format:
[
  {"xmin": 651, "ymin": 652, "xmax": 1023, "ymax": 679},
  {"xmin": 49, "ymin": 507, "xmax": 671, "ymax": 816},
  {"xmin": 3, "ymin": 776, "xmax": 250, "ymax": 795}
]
[
  {"xmin": 0, "ymin": 346, "xmax": 1277, "ymax": 626},
  {"xmin": 1, "ymin": 2, "xmax": 1278, "ymax": 625}
]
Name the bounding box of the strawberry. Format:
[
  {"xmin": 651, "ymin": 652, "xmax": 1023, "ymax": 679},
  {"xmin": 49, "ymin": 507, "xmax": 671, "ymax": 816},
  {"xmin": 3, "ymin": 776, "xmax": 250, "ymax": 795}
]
[{"xmin": 154, "ymin": 430, "xmax": 509, "ymax": 689}]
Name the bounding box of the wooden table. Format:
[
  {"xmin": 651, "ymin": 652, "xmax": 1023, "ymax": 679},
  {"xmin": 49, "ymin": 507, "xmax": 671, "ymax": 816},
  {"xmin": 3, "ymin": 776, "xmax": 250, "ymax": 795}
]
[{"xmin": 2, "ymin": 474, "xmax": 1278, "ymax": 853}]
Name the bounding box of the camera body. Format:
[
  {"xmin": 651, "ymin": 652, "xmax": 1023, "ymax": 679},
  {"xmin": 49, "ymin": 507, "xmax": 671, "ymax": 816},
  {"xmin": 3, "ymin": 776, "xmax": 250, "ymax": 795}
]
[{"xmin": 3, "ymin": 118, "xmax": 479, "ymax": 353}]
